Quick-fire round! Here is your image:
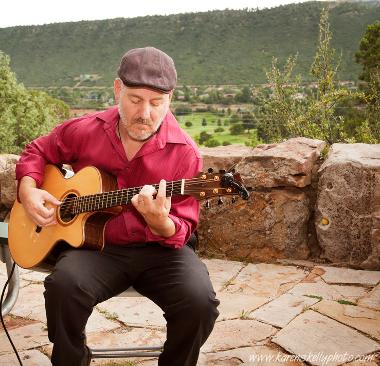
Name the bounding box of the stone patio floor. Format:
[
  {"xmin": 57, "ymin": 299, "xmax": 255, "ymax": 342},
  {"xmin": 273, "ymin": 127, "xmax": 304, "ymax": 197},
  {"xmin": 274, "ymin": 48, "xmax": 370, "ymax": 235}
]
[{"xmin": 0, "ymin": 258, "xmax": 379, "ymax": 366}]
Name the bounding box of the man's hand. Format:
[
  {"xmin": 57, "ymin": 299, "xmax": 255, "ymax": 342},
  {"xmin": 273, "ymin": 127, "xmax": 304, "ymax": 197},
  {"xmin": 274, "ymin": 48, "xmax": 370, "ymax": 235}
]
[
  {"xmin": 18, "ymin": 176, "xmax": 61, "ymax": 227},
  {"xmin": 131, "ymin": 179, "xmax": 176, "ymax": 238}
]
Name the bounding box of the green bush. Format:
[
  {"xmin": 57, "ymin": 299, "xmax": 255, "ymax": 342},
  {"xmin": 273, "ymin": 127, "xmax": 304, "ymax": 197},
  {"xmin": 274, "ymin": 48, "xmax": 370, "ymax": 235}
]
[
  {"xmin": 205, "ymin": 138, "xmax": 221, "ymax": 147},
  {"xmin": 229, "ymin": 123, "xmax": 245, "ymax": 135},
  {"xmin": 198, "ymin": 131, "xmax": 212, "ymax": 145},
  {"xmin": 0, "ymin": 51, "xmax": 69, "ymax": 154},
  {"xmin": 175, "ymin": 105, "xmax": 192, "ymax": 115}
]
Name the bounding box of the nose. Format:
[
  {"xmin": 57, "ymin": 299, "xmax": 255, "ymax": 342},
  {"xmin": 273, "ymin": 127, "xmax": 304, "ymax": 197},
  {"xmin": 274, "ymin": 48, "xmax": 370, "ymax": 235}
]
[{"xmin": 139, "ymin": 102, "xmax": 151, "ymax": 120}]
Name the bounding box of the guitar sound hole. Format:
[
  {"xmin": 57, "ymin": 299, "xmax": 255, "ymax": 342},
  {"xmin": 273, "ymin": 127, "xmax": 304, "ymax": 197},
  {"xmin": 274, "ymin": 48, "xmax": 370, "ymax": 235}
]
[{"xmin": 59, "ymin": 193, "xmax": 78, "ymax": 223}]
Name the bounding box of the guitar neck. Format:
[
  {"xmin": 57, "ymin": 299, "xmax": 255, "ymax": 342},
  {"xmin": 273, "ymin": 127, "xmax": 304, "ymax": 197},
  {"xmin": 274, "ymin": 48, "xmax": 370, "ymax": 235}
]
[{"xmin": 69, "ymin": 180, "xmax": 185, "ymax": 215}]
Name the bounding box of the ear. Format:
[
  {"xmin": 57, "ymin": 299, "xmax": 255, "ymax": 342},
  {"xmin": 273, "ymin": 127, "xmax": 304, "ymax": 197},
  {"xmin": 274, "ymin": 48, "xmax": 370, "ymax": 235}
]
[
  {"xmin": 114, "ymin": 78, "xmax": 122, "ymax": 104},
  {"xmin": 168, "ymin": 90, "xmax": 174, "ymax": 102}
]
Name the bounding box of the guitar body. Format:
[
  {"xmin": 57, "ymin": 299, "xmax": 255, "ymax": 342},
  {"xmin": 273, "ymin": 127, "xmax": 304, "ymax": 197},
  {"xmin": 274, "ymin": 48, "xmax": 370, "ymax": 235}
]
[{"xmin": 9, "ymin": 165, "xmax": 121, "ymax": 269}]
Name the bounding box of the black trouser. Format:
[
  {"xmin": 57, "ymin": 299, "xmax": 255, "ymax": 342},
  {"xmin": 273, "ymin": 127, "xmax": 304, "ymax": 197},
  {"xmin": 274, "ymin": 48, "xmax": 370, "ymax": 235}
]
[{"xmin": 44, "ymin": 243, "xmax": 220, "ymax": 366}]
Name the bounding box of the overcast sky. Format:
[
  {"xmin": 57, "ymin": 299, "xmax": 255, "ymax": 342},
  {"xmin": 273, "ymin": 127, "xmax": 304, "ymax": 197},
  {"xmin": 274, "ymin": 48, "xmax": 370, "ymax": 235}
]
[{"xmin": 0, "ymin": 0, "xmax": 328, "ymax": 28}]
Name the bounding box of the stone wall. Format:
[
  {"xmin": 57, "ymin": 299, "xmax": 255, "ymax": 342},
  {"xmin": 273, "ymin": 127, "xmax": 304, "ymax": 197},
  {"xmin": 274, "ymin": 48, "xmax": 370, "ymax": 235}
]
[
  {"xmin": 1, "ymin": 138, "xmax": 379, "ymax": 269},
  {"xmin": 0, "ymin": 154, "xmax": 19, "ymax": 221},
  {"xmin": 198, "ymin": 138, "xmax": 325, "ymax": 264}
]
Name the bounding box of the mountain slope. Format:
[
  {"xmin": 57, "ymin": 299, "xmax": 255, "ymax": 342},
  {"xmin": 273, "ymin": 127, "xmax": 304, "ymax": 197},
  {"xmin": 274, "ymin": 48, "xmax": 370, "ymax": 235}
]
[{"xmin": 0, "ymin": 1, "xmax": 379, "ymax": 86}]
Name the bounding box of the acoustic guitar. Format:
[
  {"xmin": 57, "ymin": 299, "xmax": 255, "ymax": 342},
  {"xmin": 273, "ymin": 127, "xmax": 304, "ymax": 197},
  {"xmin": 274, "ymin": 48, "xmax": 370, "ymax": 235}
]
[{"xmin": 9, "ymin": 164, "xmax": 249, "ymax": 269}]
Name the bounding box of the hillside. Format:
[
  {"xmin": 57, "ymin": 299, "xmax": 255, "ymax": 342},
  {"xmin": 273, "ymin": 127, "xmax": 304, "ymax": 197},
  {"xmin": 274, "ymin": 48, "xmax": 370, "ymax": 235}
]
[{"xmin": 0, "ymin": 1, "xmax": 379, "ymax": 87}]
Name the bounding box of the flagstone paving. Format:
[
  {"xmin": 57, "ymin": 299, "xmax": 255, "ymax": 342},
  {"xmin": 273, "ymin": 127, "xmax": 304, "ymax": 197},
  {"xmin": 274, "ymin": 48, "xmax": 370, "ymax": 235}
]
[
  {"xmin": 0, "ymin": 259, "xmax": 378, "ymax": 365},
  {"xmin": 272, "ymin": 311, "xmax": 380, "ymax": 366}
]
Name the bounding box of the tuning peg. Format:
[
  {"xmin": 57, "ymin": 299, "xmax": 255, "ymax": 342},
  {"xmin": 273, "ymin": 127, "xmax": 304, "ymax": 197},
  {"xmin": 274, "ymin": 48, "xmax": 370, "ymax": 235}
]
[
  {"xmin": 205, "ymin": 200, "xmax": 211, "ymax": 209},
  {"xmin": 207, "ymin": 168, "xmax": 214, "ymax": 173},
  {"xmin": 217, "ymin": 197, "xmax": 224, "ymax": 205},
  {"xmin": 219, "ymin": 169, "xmax": 226, "ymax": 174},
  {"xmin": 232, "ymin": 196, "xmax": 237, "ymax": 203}
]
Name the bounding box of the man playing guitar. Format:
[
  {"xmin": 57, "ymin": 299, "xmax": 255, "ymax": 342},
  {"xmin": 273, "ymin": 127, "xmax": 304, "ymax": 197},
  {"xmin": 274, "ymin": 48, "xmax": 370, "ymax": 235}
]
[{"xmin": 15, "ymin": 47, "xmax": 220, "ymax": 366}]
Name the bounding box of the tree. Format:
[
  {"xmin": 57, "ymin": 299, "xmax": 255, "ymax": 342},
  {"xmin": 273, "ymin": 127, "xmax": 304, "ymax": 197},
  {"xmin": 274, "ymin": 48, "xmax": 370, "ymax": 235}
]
[
  {"xmin": 229, "ymin": 123, "xmax": 245, "ymax": 135},
  {"xmin": 198, "ymin": 131, "xmax": 212, "ymax": 145},
  {"xmin": 185, "ymin": 121, "xmax": 193, "ymax": 128},
  {"xmin": 229, "ymin": 114, "xmax": 240, "ymax": 123},
  {"xmin": 241, "ymin": 112, "xmax": 256, "ymax": 132},
  {"xmin": 255, "ymin": 8, "xmax": 372, "ymax": 145},
  {"xmin": 0, "ymin": 51, "xmax": 69, "ymax": 154},
  {"xmin": 235, "ymin": 86, "xmax": 251, "ymax": 103},
  {"xmin": 256, "ymin": 55, "xmax": 304, "ymax": 142},
  {"xmin": 355, "ymin": 21, "xmax": 380, "ymax": 142},
  {"xmin": 355, "ymin": 21, "xmax": 380, "ymax": 84}
]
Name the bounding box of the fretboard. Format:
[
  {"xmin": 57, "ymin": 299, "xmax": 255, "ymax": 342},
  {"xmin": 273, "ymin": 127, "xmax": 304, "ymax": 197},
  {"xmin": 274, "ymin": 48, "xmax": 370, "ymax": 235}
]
[{"xmin": 63, "ymin": 180, "xmax": 185, "ymax": 215}]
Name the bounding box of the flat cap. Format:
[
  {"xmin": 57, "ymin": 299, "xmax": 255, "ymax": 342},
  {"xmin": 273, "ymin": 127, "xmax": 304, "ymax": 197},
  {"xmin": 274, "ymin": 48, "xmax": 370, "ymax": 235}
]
[{"xmin": 117, "ymin": 47, "xmax": 177, "ymax": 93}]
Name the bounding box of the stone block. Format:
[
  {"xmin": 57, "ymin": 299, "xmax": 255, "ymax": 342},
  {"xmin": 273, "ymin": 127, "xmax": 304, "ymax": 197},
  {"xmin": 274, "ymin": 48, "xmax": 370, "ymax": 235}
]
[
  {"xmin": 316, "ymin": 143, "xmax": 380, "ymax": 269},
  {"xmin": 198, "ymin": 189, "xmax": 311, "ymax": 262},
  {"xmin": 235, "ymin": 137, "xmax": 325, "ymax": 188}
]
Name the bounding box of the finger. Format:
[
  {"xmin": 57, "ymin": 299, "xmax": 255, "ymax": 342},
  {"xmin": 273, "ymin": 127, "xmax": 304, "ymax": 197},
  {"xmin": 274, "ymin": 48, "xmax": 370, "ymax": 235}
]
[
  {"xmin": 131, "ymin": 193, "xmax": 151, "ymax": 212},
  {"xmin": 165, "ymin": 196, "xmax": 172, "ymax": 209},
  {"xmin": 156, "ymin": 180, "xmax": 167, "ymax": 205},
  {"xmin": 38, "ymin": 204, "xmax": 55, "ymax": 219},
  {"xmin": 157, "ymin": 180, "xmax": 166, "ymax": 197},
  {"xmin": 139, "ymin": 185, "xmax": 156, "ymax": 197},
  {"xmin": 43, "ymin": 192, "xmax": 62, "ymax": 206},
  {"xmin": 131, "ymin": 194, "xmax": 139, "ymax": 208},
  {"xmin": 33, "ymin": 214, "xmax": 57, "ymax": 227}
]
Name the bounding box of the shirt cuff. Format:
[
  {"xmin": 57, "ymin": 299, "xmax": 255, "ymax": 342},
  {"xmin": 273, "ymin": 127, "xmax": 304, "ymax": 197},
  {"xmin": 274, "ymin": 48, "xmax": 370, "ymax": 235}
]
[{"xmin": 144, "ymin": 214, "xmax": 187, "ymax": 249}]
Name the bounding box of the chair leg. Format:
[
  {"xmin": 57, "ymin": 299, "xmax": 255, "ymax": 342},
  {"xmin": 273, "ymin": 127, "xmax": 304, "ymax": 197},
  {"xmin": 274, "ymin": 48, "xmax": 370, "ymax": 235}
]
[{"xmin": 90, "ymin": 345, "xmax": 163, "ymax": 359}]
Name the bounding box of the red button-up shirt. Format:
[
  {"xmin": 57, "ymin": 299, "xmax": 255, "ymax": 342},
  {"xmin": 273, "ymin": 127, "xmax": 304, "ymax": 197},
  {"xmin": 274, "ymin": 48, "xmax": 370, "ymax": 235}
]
[{"xmin": 16, "ymin": 106, "xmax": 202, "ymax": 249}]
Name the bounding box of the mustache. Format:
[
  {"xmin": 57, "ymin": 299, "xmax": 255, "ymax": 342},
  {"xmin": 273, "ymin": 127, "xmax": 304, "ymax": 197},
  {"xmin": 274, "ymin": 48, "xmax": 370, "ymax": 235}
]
[{"xmin": 133, "ymin": 117, "xmax": 152, "ymax": 125}]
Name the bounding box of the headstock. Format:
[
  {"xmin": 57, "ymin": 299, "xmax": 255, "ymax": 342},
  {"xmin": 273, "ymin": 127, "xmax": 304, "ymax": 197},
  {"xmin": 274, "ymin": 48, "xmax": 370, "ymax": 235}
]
[{"xmin": 183, "ymin": 168, "xmax": 249, "ymax": 201}]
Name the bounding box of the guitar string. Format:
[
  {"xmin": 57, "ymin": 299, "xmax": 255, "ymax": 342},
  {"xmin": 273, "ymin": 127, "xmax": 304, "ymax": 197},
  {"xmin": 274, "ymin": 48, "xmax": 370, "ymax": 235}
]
[
  {"xmin": 60, "ymin": 187, "xmax": 232, "ymax": 209},
  {"xmin": 57, "ymin": 178, "xmax": 237, "ymax": 215},
  {"xmin": 58, "ymin": 178, "xmax": 225, "ymax": 208},
  {"xmin": 59, "ymin": 187, "xmax": 236, "ymax": 216}
]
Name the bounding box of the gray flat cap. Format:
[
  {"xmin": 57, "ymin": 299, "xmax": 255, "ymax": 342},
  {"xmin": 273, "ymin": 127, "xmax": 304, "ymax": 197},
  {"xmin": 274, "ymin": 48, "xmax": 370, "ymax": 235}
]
[{"xmin": 117, "ymin": 47, "xmax": 177, "ymax": 93}]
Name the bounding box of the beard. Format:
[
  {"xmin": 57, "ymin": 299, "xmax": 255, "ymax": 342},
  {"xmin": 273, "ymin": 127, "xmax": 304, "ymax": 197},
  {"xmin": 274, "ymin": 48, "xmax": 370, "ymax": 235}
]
[{"xmin": 118, "ymin": 104, "xmax": 163, "ymax": 142}]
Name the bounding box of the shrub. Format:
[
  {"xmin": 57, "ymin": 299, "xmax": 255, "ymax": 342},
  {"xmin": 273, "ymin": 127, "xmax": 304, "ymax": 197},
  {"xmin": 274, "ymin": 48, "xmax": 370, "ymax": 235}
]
[{"xmin": 205, "ymin": 138, "xmax": 221, "ymax": 147}]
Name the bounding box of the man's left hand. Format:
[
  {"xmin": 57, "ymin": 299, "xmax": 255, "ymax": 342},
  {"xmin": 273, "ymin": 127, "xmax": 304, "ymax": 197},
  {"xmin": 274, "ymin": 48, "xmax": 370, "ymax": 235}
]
[{"xmin": 131, "ymin": 179, "xmax": 176, "ymax": 237}]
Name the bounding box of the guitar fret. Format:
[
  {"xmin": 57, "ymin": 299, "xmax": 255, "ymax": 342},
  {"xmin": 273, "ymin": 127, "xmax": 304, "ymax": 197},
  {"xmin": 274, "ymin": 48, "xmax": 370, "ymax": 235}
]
[{"xmin": 71, "ymin": 179, "xmax": 189, "ymax": 214}]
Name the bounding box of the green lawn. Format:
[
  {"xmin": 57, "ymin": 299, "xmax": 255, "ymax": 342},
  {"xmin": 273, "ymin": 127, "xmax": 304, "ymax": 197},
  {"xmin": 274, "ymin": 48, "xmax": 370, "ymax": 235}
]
[{"xmin": 176, "ymin": 112, "xmax": 252, "ymax": 146}]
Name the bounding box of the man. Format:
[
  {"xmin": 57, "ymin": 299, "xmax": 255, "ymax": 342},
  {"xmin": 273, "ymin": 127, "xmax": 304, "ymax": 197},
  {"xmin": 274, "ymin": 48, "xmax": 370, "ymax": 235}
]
[{"xmin": 16, "ymin": 46, "xmax": 219, "ymax": 366}]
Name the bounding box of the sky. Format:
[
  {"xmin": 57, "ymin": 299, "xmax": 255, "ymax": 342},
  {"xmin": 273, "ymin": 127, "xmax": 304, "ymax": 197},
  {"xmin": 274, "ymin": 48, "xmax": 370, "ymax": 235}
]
[{"xmin": 0, "ymin": 0, "xmax": 327, "ymax": 28}]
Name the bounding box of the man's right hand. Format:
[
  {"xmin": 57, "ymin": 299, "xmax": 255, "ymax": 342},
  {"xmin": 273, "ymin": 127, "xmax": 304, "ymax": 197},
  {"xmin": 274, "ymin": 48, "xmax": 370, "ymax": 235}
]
[{"xmin": 18, "ymin": 176, "xmax": 61, "ymax": 227}]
